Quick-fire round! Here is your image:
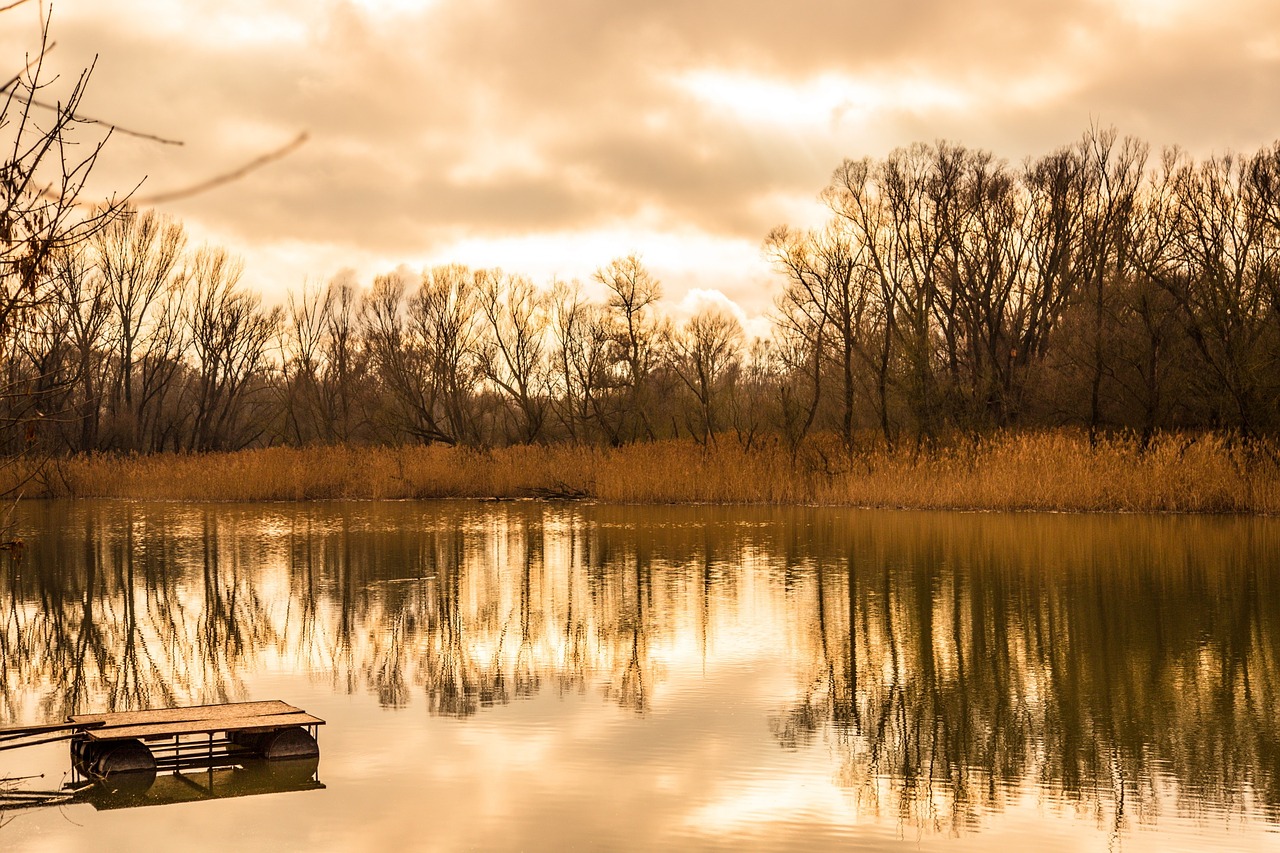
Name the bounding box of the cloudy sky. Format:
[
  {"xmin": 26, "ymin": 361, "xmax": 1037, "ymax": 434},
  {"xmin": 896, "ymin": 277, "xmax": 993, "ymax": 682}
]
[{"xmin": 8, "ymin": 0, "xmax": 1280, "ymax": 326}]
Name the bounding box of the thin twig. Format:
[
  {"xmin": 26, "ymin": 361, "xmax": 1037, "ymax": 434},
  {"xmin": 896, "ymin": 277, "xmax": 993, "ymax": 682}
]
[
  {"xmin": 0, "ymin": 39, "xmax": 54, "ymax": 93},
  {"xmin": 135, "ymin": 132, "xmax": 309, "ymax": 205},
  {"xmin": 25, "ymin": 97, "xmax": 184, "ymax": 145}
]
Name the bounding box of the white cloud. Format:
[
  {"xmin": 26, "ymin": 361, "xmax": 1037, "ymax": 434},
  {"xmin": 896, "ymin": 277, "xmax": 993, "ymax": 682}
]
[{"xmin": 675, "ymin": 70, "xmax": 971, "ymax": 131}]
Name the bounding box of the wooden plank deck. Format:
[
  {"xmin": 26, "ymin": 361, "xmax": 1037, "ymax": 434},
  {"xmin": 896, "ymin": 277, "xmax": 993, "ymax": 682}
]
[
  {"xmin": 69, "ymin": 700, "xmax": 299, "ymax": 728},
  {"xmin": 84, "ymin": 712, "xmax": 324, "ymax": 742},
  {"xmin": 68, "ymin": 700, "xmax": 325, "ymax": 742}
]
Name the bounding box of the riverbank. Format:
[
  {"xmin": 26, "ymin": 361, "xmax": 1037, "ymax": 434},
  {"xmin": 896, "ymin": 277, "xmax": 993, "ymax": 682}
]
[{"xmin": 9, "ymin": 431, "xmax": 1279, "ymax": 514}]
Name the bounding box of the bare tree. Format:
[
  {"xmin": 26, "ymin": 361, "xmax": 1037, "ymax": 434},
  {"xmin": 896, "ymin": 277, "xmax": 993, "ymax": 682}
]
[
  {"xmin": 95, "ymin": 208, "xmax": 186, "ymax": 449},
  {"xmin": 321, "ymin": 277, "xmax": 366, "ymax": 442},
  {"xmin": 410, "ymin": 265, "xmax": 483, "ymax": 444},
  {"xmin": 477, "ymin": 270, "xmax": 549, "ymax": 443},
  {"xmin": 596, "ymin": 255, "xmax": 663, "ymax": 441},
  {"xmin": 943, "ymin": 149, "xmax": 1033, "ymax": 428},
  {"xmin": 47, "ymin": 246, "xmax": 112, "ymax": 450},
  {"xmin": 1, "ymin": 9, "xmax": 124, "ymax": 487},
  {"xmin": 1137, "ymin": 150, "xmax": 1273, "ymax": 435},
  {"xmin": 133, "ymin": 270, "xmax": 191, "ymax": 451},
  {"xmin": 548, "ymin": 279, "xmax": 617, "ymax": 444},
  {"xmin": 279, "ymin": 279, "xmax": 330, "ymax": 444},
  {"xmin": 767, "ymin": 222, "xmax": 875, "ymax": 449},
  {"xmin": 183, "ymin": 247, "xmax": 279, "ymax": 451},
  {"xmin": 668, "ymin": 306, "xmax": 743, "ymax": 445},
  {"xmin": 362, "ymin": 270, "xmax": 460, "ymax": 445},
  {"xmin": 826, "ymin": 158, "xmax": 903, "ymax": 446},
  {"xmin": 1074, "ymin": 129, "xmax": 1148, "ymax": 444}
]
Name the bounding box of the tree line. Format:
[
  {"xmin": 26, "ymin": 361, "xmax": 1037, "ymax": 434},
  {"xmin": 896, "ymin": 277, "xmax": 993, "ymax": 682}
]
[
  {"xmin": 5, "ymin": 127, "xmax": 1280, "ymax": 457},
  {"xmin": 773, "ymin": 128, "xmax": 1280, "ymax": 449}
]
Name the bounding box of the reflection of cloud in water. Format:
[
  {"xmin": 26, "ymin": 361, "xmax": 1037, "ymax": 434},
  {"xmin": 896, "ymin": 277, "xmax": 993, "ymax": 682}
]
[
  {"xmin": 2, "ymin": 500, "xmax": 1279, "ymax": 840},
  {"xmin": 683, "ymin": 774, "xmax": 856, "ymax": 833}
]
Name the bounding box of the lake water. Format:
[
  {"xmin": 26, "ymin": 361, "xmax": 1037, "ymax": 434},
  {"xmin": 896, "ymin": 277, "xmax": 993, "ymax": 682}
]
[{"xmin": 1, "ymin": 500, "xmax": 1278, "ymax": 851}]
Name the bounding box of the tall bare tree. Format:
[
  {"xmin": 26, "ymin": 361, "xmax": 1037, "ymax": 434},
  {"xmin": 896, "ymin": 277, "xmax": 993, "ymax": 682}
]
[
  {"xmin": 548, "ymin": 279, "xmax": 617, "ymax": 444},
  {"xmin": 478, "ymin": 270, "xmax": 549, "ymax": 444},
  {"xmin": 95, "ymin": 208, "xmax": 186, "ymax": 449},
  {"xmin": 183, "ymin": 247, "xmax": 279, "ymax": 451},
  {"xmin": 322, "ymin": 277, "xmax": 366, "ymax": 442},
  {"xmin": 279, "ymin": 279, "xmax": 330, "ymax": 444},
  {"xmin": 411, "ymin": 265, "xmax": 483, "ymax": 445},
  {"xmin": 596, "ymin": 255, "xmax": 663, "ymax": 441},
  {"xmin": 668, "ymin": 306, "xmax": 743, "ymax": 445},
  {"xmin": 767, "ymin": 222, "xmax": 876, "ymax": 448},
  {"xmin": 49, "ymin": 246, "xmax": 111, "ymax": 450}
]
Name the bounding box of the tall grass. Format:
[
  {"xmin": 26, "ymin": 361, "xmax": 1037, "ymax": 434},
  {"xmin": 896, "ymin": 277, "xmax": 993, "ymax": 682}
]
[{"xmin": 8, "ymin": 431, "xmax": 1279, "ymax": 514}]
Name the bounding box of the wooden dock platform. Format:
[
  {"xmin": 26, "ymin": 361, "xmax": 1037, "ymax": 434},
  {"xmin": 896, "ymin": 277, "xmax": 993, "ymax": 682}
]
[
  {"xmin": 0, "ymin": 700, "xmax": 326, "ymax": 811},
  {"xmin": 66, "ymin": 700, "xmax": 325, "ymax": 779},
  {"xmin": 69, "ymin": 700, "xmax": 323, "ymax": 742}
]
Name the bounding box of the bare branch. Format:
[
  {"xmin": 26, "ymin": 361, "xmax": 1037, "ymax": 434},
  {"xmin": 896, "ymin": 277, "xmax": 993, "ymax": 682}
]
[
  {"xmin": 0, "ymin": 39, "xmax": 54, "ymax": 94},
  {"xmin": 25, "ymin": 97, "xmax": 184, "ymax": 145},
  {"xmin": 135, "ymin": 132, "xmax": 309, "ymax": 205}
]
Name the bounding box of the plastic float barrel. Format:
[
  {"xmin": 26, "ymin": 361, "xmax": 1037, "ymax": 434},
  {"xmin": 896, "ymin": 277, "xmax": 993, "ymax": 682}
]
[
  {"xmin": 72, "ymin": 737, "xmax": 158, "ymax": 793},
  {"xmin": 229, "ymin": 726, "xmax": 319, "ymax": 760}
]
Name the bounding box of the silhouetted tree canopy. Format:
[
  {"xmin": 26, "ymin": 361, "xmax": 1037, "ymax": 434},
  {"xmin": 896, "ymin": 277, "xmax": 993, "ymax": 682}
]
[{"xmin": 6, "ymin": 127, "xmax": 1280, "ymax": 457}]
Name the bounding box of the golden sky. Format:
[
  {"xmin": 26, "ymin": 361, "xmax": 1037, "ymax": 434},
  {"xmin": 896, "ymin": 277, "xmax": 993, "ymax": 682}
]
[{"xmin": 9, "ymin": 0, "xmax": 1280, "ymax": 325}]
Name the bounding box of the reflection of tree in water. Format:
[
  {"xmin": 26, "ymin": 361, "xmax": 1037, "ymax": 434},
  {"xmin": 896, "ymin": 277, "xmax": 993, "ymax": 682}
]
[
  {"xmin": 0, "ymin": 504, "xmax": 277, "ymax": 718},
  {"xmin": 590, "ymin": 530, "xmax": 653, "ymax": 713},
  {"xmin": 410, "ymin": 509, "xmax": 666, "ymax": 716},
  {"xmin": 0, "ymin": 501, "xmax": 673, "ymax": 721},
  {"xmin": 780, "ymin": 514, "xmax": 1280, "ymax": 836},
  {"xmin": 2, "ymin": 501, "xmax": 1278, "ymax": 838},
  {"xmin": 423, "ymin": 525, "xmax": 498, "ymax": 717}
]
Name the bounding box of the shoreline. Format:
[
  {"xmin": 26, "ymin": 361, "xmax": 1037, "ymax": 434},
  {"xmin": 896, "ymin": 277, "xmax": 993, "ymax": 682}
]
[
  {"xmin": 14, "ymin": 492, "xmax": 1273, "ymax": 519},
  {"xmin": 7, "ymin": 430, "xmax": 1279, "ymax": 516}
]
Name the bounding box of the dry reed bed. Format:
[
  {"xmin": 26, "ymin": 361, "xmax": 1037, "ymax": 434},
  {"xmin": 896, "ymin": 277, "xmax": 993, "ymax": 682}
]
[{"xmin": 10, "ymin": 431, "xmax": 1279, "ymax": 514}]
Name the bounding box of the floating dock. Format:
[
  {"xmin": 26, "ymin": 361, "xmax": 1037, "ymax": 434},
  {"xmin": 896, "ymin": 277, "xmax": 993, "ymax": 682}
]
[
  {"xmin": 0, "ymin": 700, "xmax": 326, "ymax": 811},
  {"xmin": 68, "ymin": 699, "xmax": 325, "ymax": 778}
]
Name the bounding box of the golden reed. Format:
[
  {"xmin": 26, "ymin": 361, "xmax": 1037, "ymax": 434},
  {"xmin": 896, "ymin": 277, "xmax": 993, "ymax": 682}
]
[{"xmin": 8, "ymin": 431, "xmax": 1279, "ymax": 514}]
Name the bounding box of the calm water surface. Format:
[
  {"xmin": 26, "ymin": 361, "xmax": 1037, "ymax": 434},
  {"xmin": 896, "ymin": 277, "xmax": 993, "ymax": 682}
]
[{"xmin": 1, "ymin": 500, "xmax": 1278, "ymax": 851}]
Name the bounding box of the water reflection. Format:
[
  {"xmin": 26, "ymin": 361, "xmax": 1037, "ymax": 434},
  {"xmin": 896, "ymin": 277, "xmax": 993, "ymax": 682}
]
[
  {"xmin": 79, "ymin": 757, "xmax": 325, "ymax": 811},
  {"xmin": 782, "ymin": 515, "xmax": 1280, "ymax": 839},
  {"xmin": 2, "ymin": 500, "xmax": 1278, "ymax": 840}
]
